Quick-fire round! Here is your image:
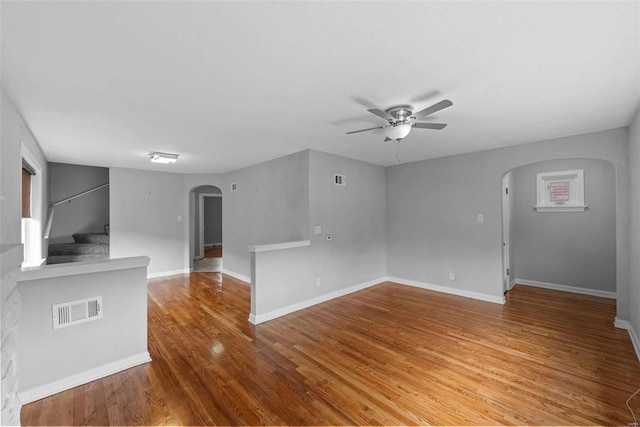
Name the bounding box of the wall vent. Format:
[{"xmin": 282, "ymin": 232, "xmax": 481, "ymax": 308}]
[
  {"xmin": 52, "ymin": 296, "xmax": 103, "ymax": 330},
  {"xmin": 334, "ymin": 174, "xmax": 346, "ymax": 186},
  {"xmin": 230, "ymin": 182, "xmax": 238, "ymax": 192}
]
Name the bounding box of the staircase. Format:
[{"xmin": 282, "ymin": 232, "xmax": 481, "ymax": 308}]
[{"xmin": 47, "ymin": 233, "xmax": 109, "ymax": 265}]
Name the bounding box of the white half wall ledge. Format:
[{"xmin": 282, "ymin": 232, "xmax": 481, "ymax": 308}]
[
  {"xmin": 514, "ymin": 278, "xmax": 616, "ymax": 299},
  {"xmin": 614, "ymin": 317, "xmax": 640, "ymax": 362},
  {"xmin": 18, "ymin": 352, "xmax": 151, "ymax": 405},
  {"xmin": 249, "ymin": 277, "xmax": 384, "ymax": 325},
  {"xmin": 248, "ymin": 240, "xmax": 311, "ymax": 253},
  {"xmin": 387, "ymin": 277, "xmax": 506, "ymax": 305},
  {"xmin": 18, "ymin": 256, "xmax": 150, "ymax": 282},
  {"xmin": 222, "ymin": 269, "xmax": 251, "ymax": 284}
]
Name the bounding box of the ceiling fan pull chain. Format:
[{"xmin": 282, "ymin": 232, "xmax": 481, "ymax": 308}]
[{"xmin": 396, "ymin": 140, "xmax": 402, "ymax": 163}]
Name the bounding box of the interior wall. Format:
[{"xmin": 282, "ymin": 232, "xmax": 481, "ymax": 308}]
[
  {"xmin": 629, "ymin": 107, "xmax": 640, "ymax": 337},
  {"xmin": 110, "ymin": 168, "xmax": 185, "ymax": 276},
  {"xmin": 48, "ymin": 162, "xmax": 109, "ymax": 244},
  {"xmin": 511, "ymin": 159, "xmax": 616, "ymax": 292},
  {"xmin": 222, "ymin": 150, "xmax": 309, "ymax": 279},
  {"xmin": 308, "ymin": 150, "xmax": 387, "ymax": 292},
  {"xmin": 387, "ymin": 128, "xmax": 629, "ymax": 310},
  {"xmin": 0, "ymin": 87, "xmax": 48, "ymax": 425}
]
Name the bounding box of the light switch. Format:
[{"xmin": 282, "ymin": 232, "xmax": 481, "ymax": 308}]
[
  {"xmin": 177, "ymin": 215, "xmax": 183, "ymax": 222},
  {"xmin": 314, "ymin": 226, "xmax": 322, "ymax": 235},
  {"xmin": 477, "ymin": 214, "xmax": 484, "ymax": 222}
]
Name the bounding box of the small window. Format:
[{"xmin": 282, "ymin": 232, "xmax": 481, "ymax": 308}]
[{"xmin": 535, "ymin": 169, "xmax": 586, "ymax": 212}]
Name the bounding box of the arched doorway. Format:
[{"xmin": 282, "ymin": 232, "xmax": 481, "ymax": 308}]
[{"xmin": 502, "ymin": 158, "xmax": 616, "ymax": 299}]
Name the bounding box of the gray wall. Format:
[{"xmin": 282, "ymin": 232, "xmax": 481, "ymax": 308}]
[
  {"xmin": 0, "ymin": 88, "xmax": 48, "ymax": 425},
  {"xmin": 308, "ymin": 150, "xmax": 387, "ymax": 292},
  {"xmin": 222, "ymin": 150, "xmax": 309, "ymax": 278},
  {"xmin": 629, "ymin": 107, "xmax": 640, "ymax": 337},
  {"xmin": 387, "ymin": 128, "xmax": 629, "ymax": 309},
  {"xmin": 110, "ymin": 168, "xmax": 185, "ymax": 276},
  {"xmin": 204, "ymin": 196, "xmax": 222, "ymax": 245},
  {"xmin": 48, "ymin": 162, "xmax": 109, "ymax": 244},
  {"xmin": 17, "ymin": 261, "xmax": 149, "ymax": 398},
  {"xmin": 511, "ymin": 159, "xmax": 616, "ymax": 292}
]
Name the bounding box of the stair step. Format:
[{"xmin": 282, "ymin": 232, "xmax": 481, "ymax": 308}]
[
  {"xmin": 48, "ymin": 243, "xmax": 109, "ymax": 256},
  {"xmin": 46, "ymin": 254, "xmax": 109, "ymax": 265},
  {"xmin": 73, "ymin": 233, "xmax": 109, "ymax": 244}
]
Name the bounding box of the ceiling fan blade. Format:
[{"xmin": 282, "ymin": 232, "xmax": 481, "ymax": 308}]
[
  {"xmin": 346, "ymin": 126, "xmax": 384, "ymax": 135},
  {"xmin": 367, "ymin": 108, "xmax": 394, "ymax": 121},
  {"xmin": 411, "ymin": 100, "xmax": 453, "ymax": 119},
  {"xmin": 413, "ymin": 122, "xmax": 447, "ymax": 130}
]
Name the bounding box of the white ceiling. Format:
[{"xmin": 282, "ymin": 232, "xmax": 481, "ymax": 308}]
[{"xmin": 2, "ymin": 1, "xmax": 639, "ymax": 174}]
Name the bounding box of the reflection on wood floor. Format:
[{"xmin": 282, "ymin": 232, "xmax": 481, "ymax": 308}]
[{"xmin": 20, "ymin": 275, "xmax": 640, "ymax": 425}]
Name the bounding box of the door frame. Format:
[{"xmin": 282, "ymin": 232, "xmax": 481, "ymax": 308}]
[{"xmin": 502, "ymin": 172, "xmax": 511, "ymax": 293}]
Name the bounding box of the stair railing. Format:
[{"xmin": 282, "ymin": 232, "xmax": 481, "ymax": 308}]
[{"xmin": 44, "ymin": 183, "xmax": 109, "ymax": 239}]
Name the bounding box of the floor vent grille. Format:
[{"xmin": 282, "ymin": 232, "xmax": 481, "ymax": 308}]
[{"xmin": 52, "ymin": 296, "xmax": 103, "ymax": 330}]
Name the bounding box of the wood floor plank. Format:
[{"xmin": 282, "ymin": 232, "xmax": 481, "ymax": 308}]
[{"xmin": 20, "ymin": 278, "xmax": 640, "ymax": 425}]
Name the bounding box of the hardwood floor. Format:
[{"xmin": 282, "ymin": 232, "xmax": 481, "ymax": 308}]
[{"xmin": 21, "ymin": 275, "xmax": 640, "ymax": 425}]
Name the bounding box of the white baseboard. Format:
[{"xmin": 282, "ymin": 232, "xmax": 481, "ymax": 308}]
[
  {"xmin": 147, "ymin": 269, "xmax": 190, "ymax": 279},
  {"xmin": 508, "ymin": 279, "xmax": 517, "ymax": 291},
  {"xmin": 222, "ymin": 268, "xmax": 250, "ymax": 284},
  {"xmin": 204, "ymin": 242, "xmax": 222, "ymax": 247},
  {"xmin": 18, "ymin": 352, "xmax": 151, "ymax": 405},
  {"xmin": 515, "ymin": 278, "xmax": 616, "ymax": 299},
  {"xmin": 249, "ymin": 277, "xmax": 385, "ymax": 324},
  {"xmin": 614, "ymin": 317, "xmax": 640, "ymax": 362},
  {"xmin": 387, "ymin": 276, "xmax": 506, "ymax": 304}
]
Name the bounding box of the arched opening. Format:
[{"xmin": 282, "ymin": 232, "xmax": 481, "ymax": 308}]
[
  {"xmin": 189, "ymin": 185, "xmax": 223, "ymax": 274},
  {"xmin": 502, "ymin": 158, "xmax": 617, "ymax": 299}
]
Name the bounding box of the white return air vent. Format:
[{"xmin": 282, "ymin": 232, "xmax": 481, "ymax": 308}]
[
  {"xmin": 334, "ymin": 174, "xmax": 346, "ymax": 186},
  {"xmin": 52, "ymin": 296, "xmax": 103, "ymax": 330}
]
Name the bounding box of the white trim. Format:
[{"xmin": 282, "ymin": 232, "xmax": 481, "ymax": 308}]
[
  {"xmin": 515, "ymin": 278, "xmax": 616, "ymax": 299},
  {"xmin": 534, "ymin": 205, "xmax": 587, "ymax": 213},
  {"xmin": 147, "ymin": 268, "xmax": 190, "ymax": 279},
  {"xmin": 249, "ymin": 240, "xmax": 311, "ymax": 253},
  {"xmin": 18, "ymin": 352, "xmax": 151, "ymax": 405},
  {"xmin": 204, "ymin": 243, "xmax": 223, "ymax": 247},
  {"xmin": 18, "ymin": 256, "xmax": 150, "ymax": 282},
  {"xmin": 387, "ymin": 276, "xmax": 506, "ymax": 304},
  {"xmin": 508, "ymin": 279, "xmax": 517, "ymax": 291},
  {"xmin": 222, "ymin": 268, "xmax": 251, "ymax": 283},
  {"xmin": 249, "ymin": 277, "xmax": 384, "ymax": 324},
  {"xmin": 614, "ymin": 318, "xmax": 640, "ymax": 362}
]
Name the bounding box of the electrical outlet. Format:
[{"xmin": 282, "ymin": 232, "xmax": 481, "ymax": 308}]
[
  {"xmin": 477, "ymin": 214, "xmax": 484, "ymax": 222},
  {"xmin": 316, "ymin": 278, "xmax": 321, "ymax": 287},
  {"xmin": 314, "ymin": 226, "xmax": 322, "ymax": 235},
  {"xmin": 449, "ymin": 272, "xmax": 455, "ymax": 281}
]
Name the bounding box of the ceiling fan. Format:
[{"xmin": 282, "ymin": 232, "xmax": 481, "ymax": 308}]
[{"xmin": 346, "ymin": 99, "xmax": 453, "ymax": 142}]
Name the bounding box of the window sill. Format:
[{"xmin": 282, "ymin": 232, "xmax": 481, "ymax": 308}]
[{"xmin": 534, "ymin": 205, "xmax": 587, "ymax": 213}]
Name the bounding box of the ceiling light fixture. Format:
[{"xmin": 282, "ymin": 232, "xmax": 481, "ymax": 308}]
[
  {"xmin": 149, "ymin": 152, "xmax": 179, "ymax": 164},
  {"xmin": 384, "ymin": 123, "xmax": 412, "ymax": 141}
]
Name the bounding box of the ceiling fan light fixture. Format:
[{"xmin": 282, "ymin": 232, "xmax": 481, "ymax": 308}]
[
  {"xmin": 384, "ymin": 123, "xmax": 411, "ymax": 141},
  {"xmin": 149, "ymin": 152, "xmax": 179, "ymax": 164}
]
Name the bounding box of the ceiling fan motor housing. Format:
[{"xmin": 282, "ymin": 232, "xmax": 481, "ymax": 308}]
[{"xmin": 386, "ymin": 105, "xmax": 414, "ymax": 123}]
